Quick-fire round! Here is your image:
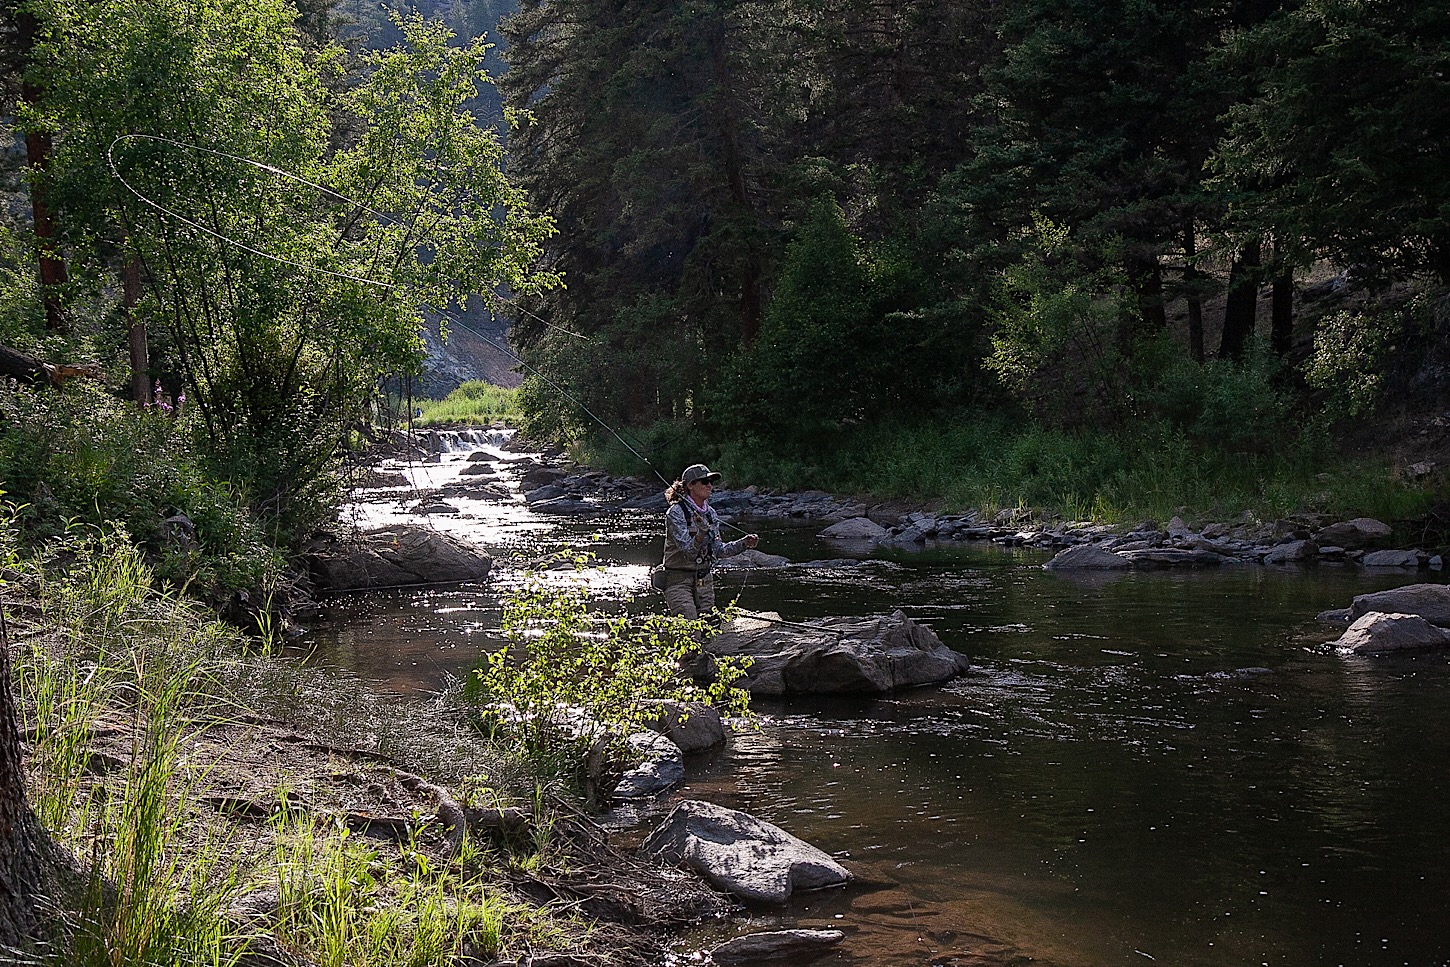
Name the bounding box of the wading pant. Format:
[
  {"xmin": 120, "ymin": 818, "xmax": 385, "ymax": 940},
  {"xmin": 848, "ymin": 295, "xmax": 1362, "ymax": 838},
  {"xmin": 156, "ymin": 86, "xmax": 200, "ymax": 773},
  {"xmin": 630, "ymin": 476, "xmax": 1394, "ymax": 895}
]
[{"xmin": 663, "ymin": 568, "xmax": 714, "ymax": 621}]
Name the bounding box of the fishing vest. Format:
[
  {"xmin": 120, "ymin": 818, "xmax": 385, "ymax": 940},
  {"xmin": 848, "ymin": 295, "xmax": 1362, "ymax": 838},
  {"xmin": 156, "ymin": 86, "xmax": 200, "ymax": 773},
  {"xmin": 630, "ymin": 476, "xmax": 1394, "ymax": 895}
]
[{"xmin": 662, "ymin": 499, "xmax": 721, "ymax": 571}]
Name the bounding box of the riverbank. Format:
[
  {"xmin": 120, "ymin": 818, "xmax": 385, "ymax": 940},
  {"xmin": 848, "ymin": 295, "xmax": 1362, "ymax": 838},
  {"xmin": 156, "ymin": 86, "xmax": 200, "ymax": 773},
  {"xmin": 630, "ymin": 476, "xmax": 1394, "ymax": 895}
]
[{"xmin": 6, "ymin": 519, "xmax": 727, "ymax": 967}]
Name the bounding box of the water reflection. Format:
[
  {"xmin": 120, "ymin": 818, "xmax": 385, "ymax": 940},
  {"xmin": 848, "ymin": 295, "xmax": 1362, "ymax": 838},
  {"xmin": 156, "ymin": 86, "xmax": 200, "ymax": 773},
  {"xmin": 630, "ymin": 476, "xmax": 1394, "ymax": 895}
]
[{"xmin": 303, "ymin": 448, "xmax": 1450, "ymax": 966}]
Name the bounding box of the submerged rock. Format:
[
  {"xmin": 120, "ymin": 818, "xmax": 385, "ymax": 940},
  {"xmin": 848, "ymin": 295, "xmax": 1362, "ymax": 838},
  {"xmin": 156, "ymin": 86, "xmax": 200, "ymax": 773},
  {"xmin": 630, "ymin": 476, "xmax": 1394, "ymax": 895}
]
[
  {"xmin": 704, "ymin": 610, "xmax": 969, "ymax": 695},
  {"xmin": 304, "ymin": 524, "xmax": 491, "ymax": 592},
  {"xmin": 1333, "ymin": 612, "xmax": 1450, "ymax": 655},
  {"xmin": 642, "ymin": 799, "xmax": 851, "ymax": 903},
  {"xmin": 710, "ymin": 929, "xmax": 846, "ymax": 964}
]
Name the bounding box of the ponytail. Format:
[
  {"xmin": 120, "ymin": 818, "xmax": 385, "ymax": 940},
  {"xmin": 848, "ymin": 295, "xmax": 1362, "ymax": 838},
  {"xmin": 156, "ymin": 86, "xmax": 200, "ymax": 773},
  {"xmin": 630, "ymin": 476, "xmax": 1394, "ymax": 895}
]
[{"xmin": 665, "ymin": 479, "xmax": 686, "ymax": 503}]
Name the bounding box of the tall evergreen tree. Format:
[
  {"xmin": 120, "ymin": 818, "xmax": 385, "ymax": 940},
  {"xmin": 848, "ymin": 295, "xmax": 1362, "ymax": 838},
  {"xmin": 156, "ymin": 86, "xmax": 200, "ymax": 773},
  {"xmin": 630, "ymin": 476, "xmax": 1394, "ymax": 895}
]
[{"xmin": 502, "ymin": 0, "xmax": 799, "ymax": 430}]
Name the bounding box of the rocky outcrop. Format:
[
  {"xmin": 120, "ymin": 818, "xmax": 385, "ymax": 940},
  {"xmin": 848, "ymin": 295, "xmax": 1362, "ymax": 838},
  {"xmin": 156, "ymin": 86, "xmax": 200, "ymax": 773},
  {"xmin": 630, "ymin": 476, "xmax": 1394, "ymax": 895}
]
[
  {"xmin": 642, "ymin": 800, "xmax": 851, "ymax": 903},
  {"xmin": 304, "ymin": 525, "xmax": 491, "ymax": 592},
  {"xmin": 710, "ymin": 929, "xmax": 846, "ymax": 964},
  {"xmin": 704, "ymin": 611, "xmax": 969, "ymax": 695},
  {"xmin": 1333, "ymin": 612, "xmax": 1450, "ymax": 654}
]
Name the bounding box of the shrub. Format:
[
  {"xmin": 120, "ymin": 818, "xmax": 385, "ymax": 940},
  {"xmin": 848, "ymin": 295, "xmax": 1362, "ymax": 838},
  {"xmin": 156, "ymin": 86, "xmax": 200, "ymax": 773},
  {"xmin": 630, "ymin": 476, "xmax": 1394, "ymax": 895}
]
[
  {"xmin": 0, "ymin": 383, "xmax": 281, "ymax": 595},
  {"xmin": 464, "ymin": 554, "xmax": 752, "ymax": 805}
]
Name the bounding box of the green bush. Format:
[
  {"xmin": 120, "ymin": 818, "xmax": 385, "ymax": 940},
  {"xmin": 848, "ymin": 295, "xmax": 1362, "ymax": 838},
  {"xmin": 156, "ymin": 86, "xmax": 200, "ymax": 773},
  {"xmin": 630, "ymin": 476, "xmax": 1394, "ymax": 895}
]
[
  {"xmin": 464, "ymin": 554, "xmax": 752, "ymax": 806},
  {"xmin": 0, "ymin": 382, "xmax": 281, "ymax": 595},
  {"xmin": 414, "ymin": 381, "xmax": 521, "ymax": 425}
]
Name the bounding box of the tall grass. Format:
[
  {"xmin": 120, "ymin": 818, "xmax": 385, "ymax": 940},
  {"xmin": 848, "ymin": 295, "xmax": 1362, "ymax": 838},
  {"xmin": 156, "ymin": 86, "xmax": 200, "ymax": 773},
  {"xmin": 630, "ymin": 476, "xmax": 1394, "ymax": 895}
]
[
  {"xmin": 270, "ymin": 813, "xmax": 518, "ymax": 967},
  {"xmin": 719, "ymin": 412, "xmax": 1433, "ymax": 525},
  {"xmin": 412, "ymin": 381, "xmax": 520, "ymax": 426},
  {"xmin": 2, "ymin": 508, "xmax": 572, "ymax": 966},
  {"xmin": 11, "ymin": 518, "xmax": 247, "ymax": 967}
]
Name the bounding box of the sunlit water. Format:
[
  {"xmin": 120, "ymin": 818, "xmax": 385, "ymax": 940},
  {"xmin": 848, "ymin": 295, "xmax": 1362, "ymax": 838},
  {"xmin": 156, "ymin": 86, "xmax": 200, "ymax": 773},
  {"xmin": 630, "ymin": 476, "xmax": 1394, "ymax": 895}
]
[{"xmin": 303, "ymin": 442, "xmax": 1450, "ymax": 966}]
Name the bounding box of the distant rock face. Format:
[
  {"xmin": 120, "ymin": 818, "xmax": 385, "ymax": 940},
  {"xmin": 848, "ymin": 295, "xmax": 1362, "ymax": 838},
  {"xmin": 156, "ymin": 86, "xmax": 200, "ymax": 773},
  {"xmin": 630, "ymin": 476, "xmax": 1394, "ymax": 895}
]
[
  {"xmin": 1333, "ymin": 611, "xmax": 1450, "ymax": 654},
  {"xmin": 415, "ymin": 312, "xmax": 521, "ymax": 398},
  {"xmin": 641, "ymin": 800, "xmax": 851, "ymax": 904},
  {"xmin": 304, "ymin": 525, "xmax": 492, "ymax": 592},
  {"xmin": 705, "ymin": 610, "xmax": 969, "ymax": 695}
]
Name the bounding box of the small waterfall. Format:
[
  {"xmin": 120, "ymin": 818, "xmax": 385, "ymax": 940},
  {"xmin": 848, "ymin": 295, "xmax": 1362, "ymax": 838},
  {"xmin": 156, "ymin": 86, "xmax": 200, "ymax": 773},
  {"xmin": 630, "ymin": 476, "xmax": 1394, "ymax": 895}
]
[{"xmin": 419, "ymin": 426, "xmax": 516, "ymax": 453}]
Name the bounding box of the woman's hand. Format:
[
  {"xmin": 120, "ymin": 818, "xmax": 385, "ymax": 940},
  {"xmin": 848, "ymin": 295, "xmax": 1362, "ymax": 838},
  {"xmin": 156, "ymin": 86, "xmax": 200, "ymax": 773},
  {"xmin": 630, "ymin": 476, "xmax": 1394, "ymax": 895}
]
[{"xmin": 744, "ymin": 534, "xmax": 759, "ymax": 549}]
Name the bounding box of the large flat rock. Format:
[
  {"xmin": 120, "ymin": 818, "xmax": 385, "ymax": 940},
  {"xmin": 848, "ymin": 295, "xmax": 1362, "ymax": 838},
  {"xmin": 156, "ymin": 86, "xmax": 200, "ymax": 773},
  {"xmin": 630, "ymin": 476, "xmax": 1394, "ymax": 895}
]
[
  {"xmin": 304, "ymin": 524, "xmax": 491, "ymax": 592},
  {"xmin": 642, "ymin": 800, "xmax": 851, "ymax": 904},
  {"xmin": 705, "ymin": 610, "xmax": 968, "ymax": 695},
  {"xmin": 1349, "ymin": 584, "xmax": 1450, "ymax": 627},
  {"xmin": 1334, "ymin": 611, "xmax": 1450, "ymax": 654}
]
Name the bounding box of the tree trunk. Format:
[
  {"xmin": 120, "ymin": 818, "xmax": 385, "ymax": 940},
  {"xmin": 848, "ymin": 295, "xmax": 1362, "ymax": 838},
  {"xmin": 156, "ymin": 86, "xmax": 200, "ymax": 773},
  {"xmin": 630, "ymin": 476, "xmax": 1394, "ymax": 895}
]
[
  {"xmin": 16, "ymin": 12, "xmax": 70, "ymax": 333},
  {"xmin": 0, "ymin": 612, "xmax": 68, "ymax": 952},
  {"xmin": 124, "ymin": 255, "xmax": 150, "ymax": 405},
  {"xmin": 1270, "ymin": 268, "xmax": 1294, "ymax": 358},
  {"xmin": 1219, "ymin": 240, "xmax": 1261, "ymax": 361},
  {"xmin": 1127, "ymin": 253, "xmax": 1167, "ymax": 333},
  {"xmin": 1183, "ymin": 217, "xmax": 1204, "ymax": 362}
]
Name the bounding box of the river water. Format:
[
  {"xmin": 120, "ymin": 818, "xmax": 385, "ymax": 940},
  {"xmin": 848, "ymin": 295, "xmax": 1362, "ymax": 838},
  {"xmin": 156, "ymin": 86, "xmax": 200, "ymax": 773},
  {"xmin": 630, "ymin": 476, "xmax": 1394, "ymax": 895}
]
[{"xmin": 305, "ymin": 437, "xmax": 1450, "ymax": 967}]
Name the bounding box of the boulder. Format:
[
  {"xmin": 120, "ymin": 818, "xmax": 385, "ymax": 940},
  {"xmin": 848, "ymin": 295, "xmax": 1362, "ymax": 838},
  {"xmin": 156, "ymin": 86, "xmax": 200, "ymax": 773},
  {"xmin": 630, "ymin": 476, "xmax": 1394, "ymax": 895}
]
[
  {"xmin": 818, "ymin": 517, "xmax": 889, "ymax": 541},
  {"xmin": 1333, "ymin": 611, "xmax": 1450, "ymax": 655},
  {"xmin": 1263, "ymin": 539, "xmax": 1318, "ymax": 564},
  {"xmin": 1316, "ymin": 517, "xmax": 1392, "ymax": 549},
  {"xmin": 520, "ymin": 466, "xmax": 567, "ymax": 491},
  {"xmin": 644, "ymin": 700, "xmax": 725, "ymax": 753},
  {"xmin": 1360, "ymin": 549, "xmax": 1421, "ymax": 568},
  {"xmin": 523, "ymin": 484, "xmax": 569, "ymax": 503},
  {"xmin": 1119, "ymin": 548, "xmax": 1226, "ymax": 568},
  {"xmin": 305, "ymin": 525, "xmax": 491, "ymax": 592},
  {"xmin": 710, "ymin": 929, "xmax": 846, "ymax": 965},
  {"xmin": 641, "ymin": 800, "xmax": 851, "ymax": 903},
  {"xmin": 530, "ymin": 497, "xmax": 601, "ymax": 515},
  {"xmin": 613, "ymin": 732, "xmax": 685, "ymax": 800},
  {"xmin": 715, "ymin": 549, "xmax": 791, "ymax": 569},
  {"xmin": 1348, "ymin": 584, "xmax": 1450, "ymax": 627},
  {"xmin": 352, "ymin": 468, "xmax": 410, "ymax": 489},
  {"xmin": 1044, "ymin": 544, "xmax": 1132, "ymax": 570},
  {"xmin": 705, "ymin": 610, "xmax": 969, "ymax": 695}
]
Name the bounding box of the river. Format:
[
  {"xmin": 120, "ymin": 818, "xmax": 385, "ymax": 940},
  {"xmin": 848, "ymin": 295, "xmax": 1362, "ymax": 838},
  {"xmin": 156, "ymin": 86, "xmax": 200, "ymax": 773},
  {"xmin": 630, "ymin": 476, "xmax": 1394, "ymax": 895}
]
[{"xmin": 303, "ymin": 434, "xmax": 1450, "ymax": 967}]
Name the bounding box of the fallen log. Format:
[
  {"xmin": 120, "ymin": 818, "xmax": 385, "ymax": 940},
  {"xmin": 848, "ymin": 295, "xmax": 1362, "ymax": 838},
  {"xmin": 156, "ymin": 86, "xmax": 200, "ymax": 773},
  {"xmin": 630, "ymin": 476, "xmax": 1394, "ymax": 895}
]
[{"xmin": 0, "ymin": 343, "xmax": 104, "ymax": 388}]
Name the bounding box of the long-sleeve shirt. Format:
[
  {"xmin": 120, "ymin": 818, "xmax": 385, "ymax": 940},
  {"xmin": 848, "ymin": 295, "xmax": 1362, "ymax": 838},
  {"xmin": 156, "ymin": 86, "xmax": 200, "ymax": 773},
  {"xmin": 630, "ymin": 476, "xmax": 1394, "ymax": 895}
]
[{"xmin": 662, "ymin": 498, "xmax": 750, "ymax": 571}]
